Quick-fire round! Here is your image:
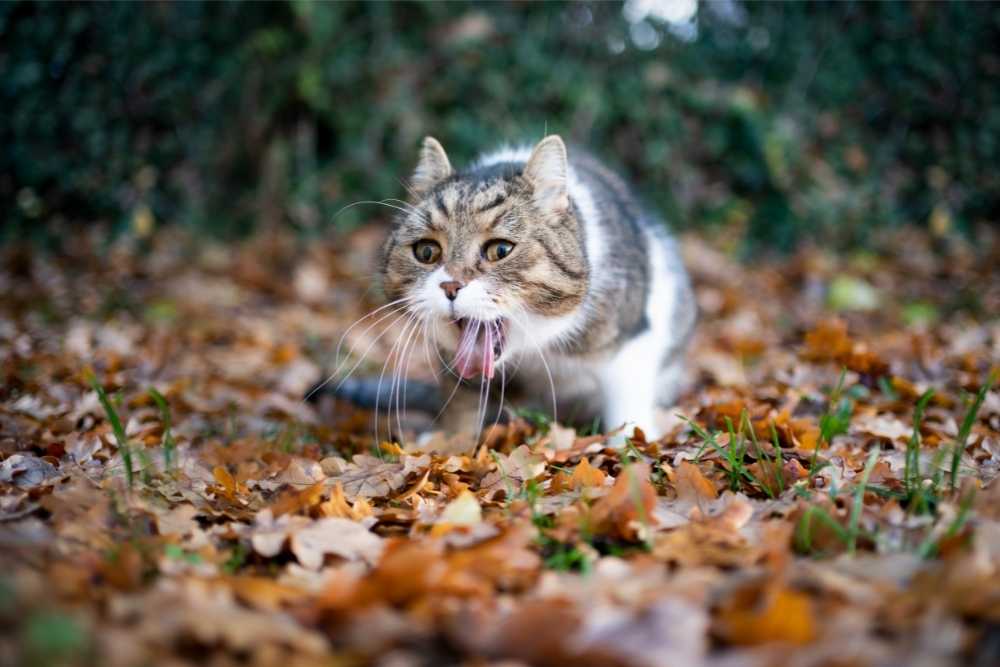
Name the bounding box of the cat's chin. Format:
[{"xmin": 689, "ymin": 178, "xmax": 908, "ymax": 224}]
[{"xmin": 451, "ymin": 317, "xmax": 507, "ymax": 380}]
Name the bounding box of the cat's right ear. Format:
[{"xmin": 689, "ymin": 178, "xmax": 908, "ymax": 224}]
[{"xmin": 410, "ymin": 136, "xmax": 453, "ymax": 197}]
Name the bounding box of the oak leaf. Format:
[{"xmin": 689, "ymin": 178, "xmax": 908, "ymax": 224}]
[{"xmin": 289, "ymin": 517, "xmax": 384, "ymax": 569}]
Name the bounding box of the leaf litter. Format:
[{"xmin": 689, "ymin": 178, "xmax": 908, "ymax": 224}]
[{"xmin": 0, "ymin": 225, "xmax": 998, "ymax": 666}]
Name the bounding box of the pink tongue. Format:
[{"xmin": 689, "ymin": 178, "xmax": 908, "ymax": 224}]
[{"xmin": 453, "ymin": 321, "xmax": 495, "ymax": 380}]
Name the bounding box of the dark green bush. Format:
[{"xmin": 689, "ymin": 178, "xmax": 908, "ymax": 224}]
[{"xmin": 2, "ymin": 1, "xmax": 998, "ymax": 248}]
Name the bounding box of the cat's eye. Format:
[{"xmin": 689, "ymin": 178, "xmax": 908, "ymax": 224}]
[
  {"xmin": 413, "ymin": 239, "xmax": 442, "ymax": 264},
  {"xmin": 483, "ymin": 239, "xmax": 515, "ymax": 262}
]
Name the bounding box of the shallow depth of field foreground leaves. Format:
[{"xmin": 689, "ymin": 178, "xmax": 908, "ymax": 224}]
[{"xmin": 1, "ymin": 225, "xmax": 999, "ymax": 667}]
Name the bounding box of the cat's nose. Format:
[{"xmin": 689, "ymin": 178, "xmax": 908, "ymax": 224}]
[{"xmin": 439, "ymin": 280, "xmax": 464, "ymax": 301}]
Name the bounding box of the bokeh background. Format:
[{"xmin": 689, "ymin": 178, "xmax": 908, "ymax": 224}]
[{"xmin": 3, "ymin": 0, "xmax": 999, "ymax": 249}]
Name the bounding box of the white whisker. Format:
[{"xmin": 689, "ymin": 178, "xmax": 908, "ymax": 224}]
[
  {"xmin": 393, "ymin": 313, "xmax": 423, "ymax": 444},
  {"xmin": 304, "ymin": 296, "xmax": 417, "ymax": 401},
  {"xmin": 374, "ymin": 310, "xmax": 419, "ymax": 447}
]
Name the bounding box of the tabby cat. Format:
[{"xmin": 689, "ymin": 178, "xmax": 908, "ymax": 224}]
[{"xmin": 374, "ymin": 135, "xmax": 696, "ymax": 439}]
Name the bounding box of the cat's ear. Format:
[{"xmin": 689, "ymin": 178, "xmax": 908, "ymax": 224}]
[
  {"xmin": 410, "ymin": 136, "xmax": 453, "ymax": 196},
  {"xmin": 523, "ymin": 135, "xmax": 569, "ymax": 212}
]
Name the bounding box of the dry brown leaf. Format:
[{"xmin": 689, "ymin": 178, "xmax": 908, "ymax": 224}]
[
  {"xmin": 674, "ymin": 460, "xmax": 718, "ymax": 502},
  {"xmin": 0, "ymin": 454, "xmax": 60, "ymax": 489},
  {"xmin": 289, "ymin": 517, "xmax": 383, "ymax": 569},
  {"xmin": 324, "ymin": 453, "xmax": 430, "ymax": 499},
  {"xmin": 589, "ymin": 463, "xmax": 658, "ymax": 541},
  {"xmin": 228, "ymin": 576, "xmax": 312, "ymax": 611},
  {"xmin": 853, "ymin": 413, "xmax": 911, "ymax": 443},
  {"xmin": 268, "ymin": 481, "xmax": 325, "ymax": 517},
  {"xmin": 318, "ymin": 482, "xmax": 373, "ymax": 521},
  {"xmin": 480, "ymin": 445, "xmax": 546, "ymax": 500}
]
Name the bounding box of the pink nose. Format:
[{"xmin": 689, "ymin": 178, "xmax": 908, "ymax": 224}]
[{"xmin": 439, "ymin": 280, "xmax": 464, "ymax": 301}]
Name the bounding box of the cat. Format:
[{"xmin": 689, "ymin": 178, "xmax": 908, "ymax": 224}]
[{"xmin": 370, "ymin": 135, "xmax": 697, "ymax": 440}]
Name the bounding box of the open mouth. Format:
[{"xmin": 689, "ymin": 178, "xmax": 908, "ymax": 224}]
[{"xmin": 452, "ymin": 317, "xmax": 506, "ymax": 380}]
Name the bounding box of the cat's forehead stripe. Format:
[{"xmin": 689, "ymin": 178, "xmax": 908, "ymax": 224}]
[{"xmin": 433, "ymin": 190, "xmax": 450, "ymax": 218}]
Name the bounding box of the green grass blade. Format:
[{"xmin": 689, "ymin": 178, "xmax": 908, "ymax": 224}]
[
  {"xmin": 905, "ymin": 389, "xmax": 935, "ymax": 499},
  {"xmin": 148, "ymin": 388, "xmax": 175, "ymax": 470},
  {"xmin": 848, "ymin": 446, "xmax": 879, "ymax": 554},
  {"xmin": 89, "ymin": 375, "xmax": 133, "ymax": 489},
  {"xmin": 795, "ymin": 505, "xmax": 850, "ymax": 554},
  {"xmin": 949, "ymin": 373, "xmax": 994, "ymax": 492}
]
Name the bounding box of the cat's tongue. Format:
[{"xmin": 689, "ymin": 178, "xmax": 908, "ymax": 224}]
[{"xmin": 453, "ymin": 320, "xmax": 496, "ymax": 380}]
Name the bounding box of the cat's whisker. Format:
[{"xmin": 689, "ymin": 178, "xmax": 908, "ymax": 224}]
[
  {"xmin": 475, "ymin": 323, "xmax": 489, "ymax": 436},
  {"xmin": 324, "ymin": 303, "xmax": 416, "ymax": 398},
  {"xmin": 393, "ymin": 313, "xmax": 424, "ymax": 443},
  {"xmin": 489, "ymin": 342, "xmax": 508, "ymax": 436},
  {"xmin": 331, "ymin": 199, "xmax": 418, "ymax": 224},
  {"xmin": 305, "ymin": 297, "xmax": 417, "ymax": 402},
  {"xmin": 374, "ymin": 310, "xmax": 420, "ymax": 447},
  {"xmin": 476, "ymin": 327, "xmax": 489, "ymax": 440},
  {"xmin": 430, "ymin": 325, "xmax": 466, "ymax": 425},
  {"xmin": 383, "ymin": 197, "xmax": 424, "ymax": 217},
  {"xmin": 388, "ymin": 317, "xmax": 412, "ymax": 446},
  {"xmin": 389, "ymin": 312, "xmax": 422, "ymax": 442},
  {"xmin": 420, "ymin": 316, "xmax": 441, "ymax": 382},
  {"xmin": 485, "ymin": 320, "xmax": 508, "ymax": 438},
  {"xmin": 333, "ymin": 296, "xmax": 418, "ymax": 366}
]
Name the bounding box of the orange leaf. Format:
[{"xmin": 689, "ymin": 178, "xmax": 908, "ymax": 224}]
[
  {"xmin": 718, "ymin": 585, "xmax": 817, "ymax": 646},
  {"xmin": 229, "ymin": 576, "xmax": 310, "ymax": 611},
  {"xmin": 570, "ymin": 457, "xmax": 606, "ymax": 489},
  {"xmin": 549, "ymin": 471, "xmax": 571, "ymax": 494},
  {"xmin": 674, "ymin": 461, "xmax": 718, "ymax": 502},
  {"xmin": 270, "ymin": 481, "xmax": 325, "ymax": 517},
  {"xmin": 213, "ymin": 465, "xmax": 236, "ymax": 500}
]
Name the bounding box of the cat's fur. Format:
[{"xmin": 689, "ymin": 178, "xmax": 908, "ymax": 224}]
[{"xmin": 379, "ymin": 135, "xmax": 696, "ymax": 438}]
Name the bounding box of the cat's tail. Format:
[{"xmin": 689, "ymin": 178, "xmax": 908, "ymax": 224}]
[{"xmin": 305, "ymin": 376, "xmax": 443, "ymax": 414}]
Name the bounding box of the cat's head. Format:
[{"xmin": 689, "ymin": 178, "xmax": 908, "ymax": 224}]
[{"xmin": 381, "ymin": 135, "xmax": 589, "ymax": 378}]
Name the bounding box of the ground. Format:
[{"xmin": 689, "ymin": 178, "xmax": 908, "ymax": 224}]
[{"xmin": 1, "ymin": 223, "xmax": 998, "ymax": 667}]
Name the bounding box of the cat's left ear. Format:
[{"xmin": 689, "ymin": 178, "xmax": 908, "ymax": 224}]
[
  {"xmin": 410, "ymin": 136, "xmax": 453, "ymax": 197},
  {"xmin": 524, "ymin": 135, "xmax": 569, "ymax": 212}
]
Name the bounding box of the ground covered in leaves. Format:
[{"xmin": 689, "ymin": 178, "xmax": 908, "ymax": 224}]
[{"xmin": 2, "ymin": 225, "xmax": 999, "ymax": 667}]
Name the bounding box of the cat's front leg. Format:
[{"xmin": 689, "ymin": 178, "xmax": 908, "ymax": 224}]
[{"xmin": 597, "ymin": 335, "xmax": 662, "ymax": 443}]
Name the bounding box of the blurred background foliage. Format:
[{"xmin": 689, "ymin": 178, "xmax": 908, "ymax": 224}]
[{"xmin": 2, "ymin": 0, "xmax": 998, "ymax": 250}]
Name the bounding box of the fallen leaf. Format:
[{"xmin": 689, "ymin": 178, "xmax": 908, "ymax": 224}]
[
  {"xmin": 480, "ymin": 445, "xmax": 546, "ymax": 500},
  {"xmin": 0, "ymin": 454, "xmax": 60, "ymax": 489},
  {"xmin": 324, "ymin": 454, "xmax": 430, "ymax": 499},
  {"xmin": 674, "ymin": 461, "xmax": 718, "ymax": 502},
  {"xmin": 289, "ymin": 517, "xmax": 384, "ymax": 569},
  {"xmin": 571, "ymin": 457, "xmax": 606, "ymax": 489},
  {"xmin": 437, "ymin": 490, "xmax": 482, "ymax": 527},
  {"xmin": 589, "ymin": 463, "xmax": 657, "ymax": 541},
  {"xmin": 213, "ymin": 465, "xmax": 237, "ymax": 500},
  {"xmin": 716, "ymin": 583, "xmax": 817, "ymax": 645}
]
